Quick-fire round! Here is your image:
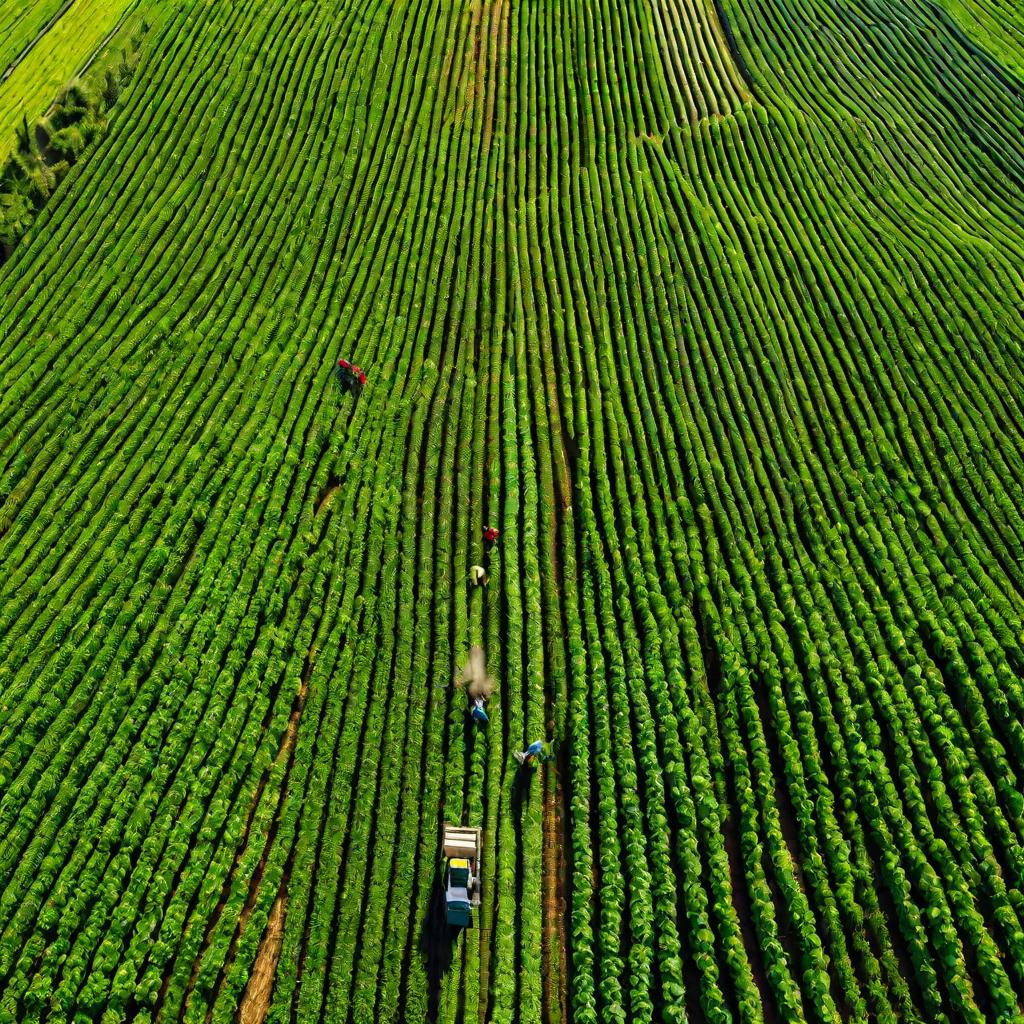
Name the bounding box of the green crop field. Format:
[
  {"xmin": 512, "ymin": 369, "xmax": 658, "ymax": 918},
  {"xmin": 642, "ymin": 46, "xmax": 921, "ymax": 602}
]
[{"xmin": 0, "ymin": 0, "xmax": 1023, "ymax": 1018}]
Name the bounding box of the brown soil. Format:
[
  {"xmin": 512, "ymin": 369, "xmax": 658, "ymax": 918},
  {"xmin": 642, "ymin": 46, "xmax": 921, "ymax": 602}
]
[
  {"xmin": 694, "ymin": 602, "xmax": 776, "ymax": 1024},
  {"xmin": 722, "ymin": 810, "xmax": 778, "ymax": 1024},
  {"xmin": 443, "ymin": 0, "xmax": 507, "ymax": 145},
  {"xmin": 224, "ymin": 655, "xmax": 311, "ymax": 1012},
  {"xmin": 237, "ymin": 891, "xmax": 287, "ymax": 1024},
  {"xmin": 314, "ymin": 478, "xmax": 340, "ymax": 516},
  {"xmin": 542, "ymin": 750, "xmax": 570, "ymax": 1024},
  {"xmin": 540, "ymin": 364, "xmax": 576, "ymax": 1024},
  {"xmin": 185, "ymin": 654, "xmax": 310, "ymax": 1011},
  {"xmin": 189, "ymin": 649, "xmax": 312, "ymax": 1021},
  {"xmin": 481, "ymin": 0, "xmax": 509, "ymax": 148}
]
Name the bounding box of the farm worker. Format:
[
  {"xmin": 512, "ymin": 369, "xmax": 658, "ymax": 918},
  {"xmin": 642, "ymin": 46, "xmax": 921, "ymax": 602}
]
[
  {"xmin": 469, "ymin": 565, "xmax": 488, "ymax": 587},
  {"xmin": 483, "ymin": 525, "xmax": 500, "ymax": 550},
  {"xmin": 336, "ymin": 360, "xmax": 366, "ymax": 396},
  {"xmin": 513, "ymin": 740, "xmax": 546, "ymax": 766},
  {"xmin": 471, "ymin": 697, "xmax": 489, "ymax": 724}
]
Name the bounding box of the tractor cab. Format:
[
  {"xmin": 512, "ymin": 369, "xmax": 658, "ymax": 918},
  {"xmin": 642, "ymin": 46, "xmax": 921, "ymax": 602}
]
[{"xmin": 442, "ymin": 824, "xmax": 481, "ymax": 927}]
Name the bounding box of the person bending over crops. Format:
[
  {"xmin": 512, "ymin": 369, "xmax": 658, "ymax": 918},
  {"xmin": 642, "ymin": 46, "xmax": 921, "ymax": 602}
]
[{"xmin": 513, "ymin": 740, "xmax": 548, "ymax": 767}]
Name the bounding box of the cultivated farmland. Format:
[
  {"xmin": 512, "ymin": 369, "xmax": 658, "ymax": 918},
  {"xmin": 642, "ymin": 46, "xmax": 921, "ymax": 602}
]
[{"xmin": 0, "ymin": 0, "xmax": 1023, "ymax": 1020}]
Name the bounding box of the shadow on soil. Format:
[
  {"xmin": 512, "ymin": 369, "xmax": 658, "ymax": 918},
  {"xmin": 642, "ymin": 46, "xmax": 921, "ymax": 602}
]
[
  {"xmin": 510, "ymin": 763, "xmax": 537, "ymax": 817},
  {"xmin": 423, "ymin": 862, "xmax": 459, "ymax": 1022},
  {"xmin": 422, "ymin": 767, "xmax": 536, "ymax": 1021}
]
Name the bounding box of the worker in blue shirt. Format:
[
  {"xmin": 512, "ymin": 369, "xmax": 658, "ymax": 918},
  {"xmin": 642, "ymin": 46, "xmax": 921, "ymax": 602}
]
[{"xmin": 514, "ymin": 740, "xmax": 547, "ymax": 767}]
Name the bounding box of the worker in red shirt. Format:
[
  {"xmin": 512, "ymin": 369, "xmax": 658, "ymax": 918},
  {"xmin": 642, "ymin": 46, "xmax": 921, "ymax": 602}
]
[
  {"xmin": 336, "ymin": 359, "xmax": 366, "ymax": 397},
  {"xmin": 483, "ymin": 525, "xmax": 500, "ymax": 551}
]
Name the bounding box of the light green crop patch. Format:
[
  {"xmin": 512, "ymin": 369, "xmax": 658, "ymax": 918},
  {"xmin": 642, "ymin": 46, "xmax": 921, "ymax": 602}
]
[
  {"xmin": 0, "ymin": 0, "xmax": 72, "ymax": 80},
  {"xmin": 647, "ymin": 0, "xmax": 752, "ymax": 122},
  {"xmin": 938, "ymin": 0, "xmax": 1024, "ymax": 78},
  {"xmin": 0, "ymin": 0, "xmax": 146, "ymax": 162}
]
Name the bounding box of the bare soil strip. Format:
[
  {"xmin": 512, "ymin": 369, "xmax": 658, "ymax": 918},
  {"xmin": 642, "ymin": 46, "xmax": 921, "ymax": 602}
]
[
  {"xmin": 222, "ymin": 652, "xmax": 313, "ymax": 1018},
  {"xmin": 314, "ymin": 477, "xmax": 340, "ymax": 516},
  {"xmin": 238, "ymin": 890, "xmax": 287, "ymax": 1024},
  {"xmin": 542, "ymin": 746, "xmax": 570, "ymax": 1024}
]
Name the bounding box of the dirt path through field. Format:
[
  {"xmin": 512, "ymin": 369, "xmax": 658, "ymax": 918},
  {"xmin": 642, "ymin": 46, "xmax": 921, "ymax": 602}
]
[
  {"xmin": 219, "ymin": 649, "xmax": 312, "ymax": 1021},
  {"xmin": 542, "ymin": 744, "xmax": 569, "ymax": 1024},
  {"xmin": 238, "ymin": 891, "xmax": 287, "ymax": 1024},
  {"xmin": 539, "ymin": 389, "xmax": 577, "ymax": 1024}
]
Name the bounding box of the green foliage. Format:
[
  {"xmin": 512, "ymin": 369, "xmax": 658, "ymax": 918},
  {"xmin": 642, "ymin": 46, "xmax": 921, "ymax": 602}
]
[
  {"xmin": 0, "ymin": 70, "xmax": 122, "ymax": 261},
  {"xmin": 0, "ymin": 0, "xmax": 1023, "ymax": 1020}
]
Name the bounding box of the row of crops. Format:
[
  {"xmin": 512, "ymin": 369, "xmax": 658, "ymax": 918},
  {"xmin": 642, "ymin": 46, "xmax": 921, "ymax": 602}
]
[{"xmin": 0, "ymin": 0, "xmax": 1022, "ymax": 1018}]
